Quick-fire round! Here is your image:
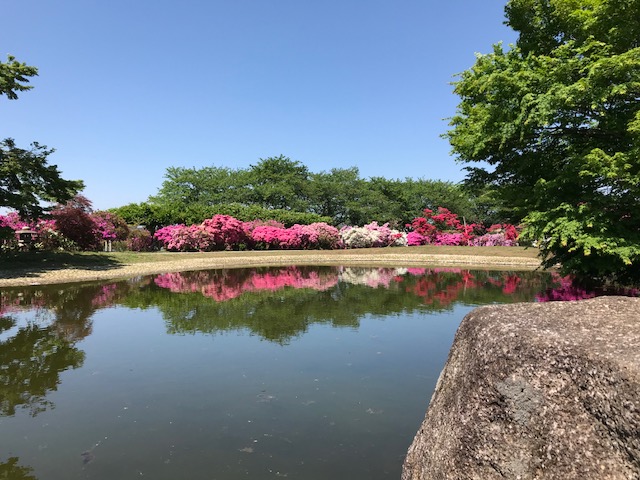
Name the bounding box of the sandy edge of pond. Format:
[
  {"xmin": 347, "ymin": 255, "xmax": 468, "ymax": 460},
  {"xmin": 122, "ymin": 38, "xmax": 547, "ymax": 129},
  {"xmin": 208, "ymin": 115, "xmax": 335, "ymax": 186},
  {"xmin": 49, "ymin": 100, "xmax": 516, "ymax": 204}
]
[{"xmin": 0, "ymin": 250, "xmax": 546, "ymax": 287}]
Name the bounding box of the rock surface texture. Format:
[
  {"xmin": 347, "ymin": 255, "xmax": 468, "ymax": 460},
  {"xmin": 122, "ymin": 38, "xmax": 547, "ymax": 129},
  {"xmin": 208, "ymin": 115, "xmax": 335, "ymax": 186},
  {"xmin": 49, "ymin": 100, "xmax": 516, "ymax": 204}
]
[{"xmin": 402, "ymin": 296, "xmax": 640, "ymax": 480}]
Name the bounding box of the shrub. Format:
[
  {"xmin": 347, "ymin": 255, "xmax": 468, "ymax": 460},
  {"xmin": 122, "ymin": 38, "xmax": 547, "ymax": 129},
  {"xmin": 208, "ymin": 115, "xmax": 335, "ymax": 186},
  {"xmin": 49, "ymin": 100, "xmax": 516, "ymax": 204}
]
[
  {"xmin": 126, "ymin": 228, "xmax": 154, "ymax": 252},
  {"xmin": 339, "ymin": 222, "xmax": 406, "ymax": 249},
  {"xmin": 406, "ymin": 231, "xmax": 428, "ymax": 246},
  {"xmin": 93, "ymin": 211, "xmax": 129, "ymax": 241},
  {"xmin": 51, "ymin": 195, "xmax": 100, "ymax": 250},
  {"xmin": 471, "ymin": 233, "xmax": 518, "ymax": 247}
]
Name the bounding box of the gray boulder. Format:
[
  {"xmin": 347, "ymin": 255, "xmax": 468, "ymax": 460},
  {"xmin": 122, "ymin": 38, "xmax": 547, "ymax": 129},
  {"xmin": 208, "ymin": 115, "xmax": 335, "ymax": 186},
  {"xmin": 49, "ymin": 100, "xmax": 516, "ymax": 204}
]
[{"xmin": 402, "ymin": 296, "xmax": 640, "ymax": 480}]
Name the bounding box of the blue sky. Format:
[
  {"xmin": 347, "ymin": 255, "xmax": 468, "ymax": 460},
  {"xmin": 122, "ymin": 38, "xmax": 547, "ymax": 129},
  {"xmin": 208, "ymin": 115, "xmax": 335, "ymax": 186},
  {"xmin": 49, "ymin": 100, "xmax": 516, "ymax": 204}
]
[{"xmin": 2, "ymin": 0, "xmax": 516, "ymax": 211}]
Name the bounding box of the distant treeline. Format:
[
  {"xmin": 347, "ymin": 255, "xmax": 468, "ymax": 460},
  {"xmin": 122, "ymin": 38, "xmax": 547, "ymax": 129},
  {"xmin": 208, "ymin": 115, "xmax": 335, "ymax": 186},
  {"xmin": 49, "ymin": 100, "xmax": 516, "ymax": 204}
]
[{"xmin": 111, "ymin": 155, "xmax": 499, "ymax": 230}]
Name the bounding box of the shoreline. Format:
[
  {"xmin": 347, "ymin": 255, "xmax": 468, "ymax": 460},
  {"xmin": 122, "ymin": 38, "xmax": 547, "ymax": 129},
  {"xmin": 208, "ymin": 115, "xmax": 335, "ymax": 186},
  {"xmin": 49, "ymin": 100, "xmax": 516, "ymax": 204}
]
[{"xmin": 0, "ymin": 250, "xmax": 545, "ymax": 287}]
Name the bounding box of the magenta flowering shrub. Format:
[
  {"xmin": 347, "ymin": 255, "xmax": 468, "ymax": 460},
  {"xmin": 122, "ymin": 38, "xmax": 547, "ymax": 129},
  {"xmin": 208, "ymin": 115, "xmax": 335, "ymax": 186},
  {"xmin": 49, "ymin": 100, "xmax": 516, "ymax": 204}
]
[
  {"xmin": 433, "ymin": 232, "xmax": 466, "ymax": 246},
  {"xmin": 154, "ymin": 224, "xmax": 205, "ymax": 251},
  {"xmin": 250, "ymin": 222, "xmax": 339, "ymax": 250},
  {"xmin": 406, "ymin": 231, "xmax": 428, "ymax": 246},
  {"xmin": 0, "ymin": 212, "xmax": 74, "ymax": 251},
  {"xmin": 0, "ymin": 212, "xmax": 29, "ymax": 230},
  {"xmin": 154, "ymin": 215, "xmax": 250, "ymax": 251},
  {"xmin": 201, "ymin": 215, "xmax": 248, "ymax": 250},
  {"xmin": 250, "ymin": 225, "xmax": 287, "ymax": 249},
  {"xmin": 154, "ymin": 224, "xmax": 185, "ymax": 250},
  {"xmin": 92, "ymin": 211, "xmax": 129, "ymax": 241}
]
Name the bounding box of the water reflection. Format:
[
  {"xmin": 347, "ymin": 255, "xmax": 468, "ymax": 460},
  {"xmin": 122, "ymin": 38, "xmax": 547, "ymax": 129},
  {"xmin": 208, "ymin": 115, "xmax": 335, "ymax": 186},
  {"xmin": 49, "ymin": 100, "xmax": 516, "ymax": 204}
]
[
  {"xmin": 0, "ymin": 314, "xmax": 85, "ymax": 417},
  {"xmin": 0, "ymin": 266, "xmax": 586, "ymax": 480},
  {"xmin": 0, "ymin": 457, "xmax": 37, "ymax": 480},
  {"xmin": 0, "ymin": 266, "xmax": 559, "ymax": 420},
  {"xmin": 2, "ymin": 267, "xmax": 559, "ymax": 343}
]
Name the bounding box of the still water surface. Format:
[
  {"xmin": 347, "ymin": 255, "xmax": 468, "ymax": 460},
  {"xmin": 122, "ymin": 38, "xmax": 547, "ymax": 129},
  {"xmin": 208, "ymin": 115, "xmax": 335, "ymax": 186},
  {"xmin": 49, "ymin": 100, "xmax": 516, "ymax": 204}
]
[{"xmin": 0, "ymin": 266, "xmax": 561, "ymax": 479}]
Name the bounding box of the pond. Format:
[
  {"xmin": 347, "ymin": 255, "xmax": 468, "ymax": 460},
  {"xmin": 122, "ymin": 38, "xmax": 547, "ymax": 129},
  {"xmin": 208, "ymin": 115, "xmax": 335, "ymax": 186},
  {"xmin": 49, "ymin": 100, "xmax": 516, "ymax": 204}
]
[{"xmin": 0, "ymin": 266, "xmax": 563, "ymax": 480}]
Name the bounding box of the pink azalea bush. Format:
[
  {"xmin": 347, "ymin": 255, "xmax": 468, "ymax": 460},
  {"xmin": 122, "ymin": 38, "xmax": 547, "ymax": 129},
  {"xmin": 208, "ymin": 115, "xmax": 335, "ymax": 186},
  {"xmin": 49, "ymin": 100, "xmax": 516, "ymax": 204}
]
[
  {"xmin": 154, "ymin": 216, "xmax": 342, "ymax": 252},
  {"xmin": 0, "ymin": 212, "xmax": 29, "ymax": 230},
  {"xmin": 433, "ymin": 232, "xmax": 466, "ymax": 246},
  {"xmin": 406, "ymin": 231, "xmax": 428, "ymax": 246},
  {"xmin": 251, "ymin": 222, "xmax": 340, "ymax": 250},
  {"xmin": 0, "ymin": 212, "xmax": 73, "ymax": 251},
  {"xmin": 92, "ymin": 211, "xmax": 129, "ymax": 242},
  {"xmin": 154, "ymin": 215, "xmax": 250, "ymax": 251}
]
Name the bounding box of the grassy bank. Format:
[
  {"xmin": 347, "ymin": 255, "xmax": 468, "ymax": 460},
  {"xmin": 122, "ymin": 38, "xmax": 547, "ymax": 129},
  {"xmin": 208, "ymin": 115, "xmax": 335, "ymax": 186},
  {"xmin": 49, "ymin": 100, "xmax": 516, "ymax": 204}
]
[
  {"xmin": 1, "ymin": 246, "xmax": 540, "ymax": 271},
  {"xmin": 0, "ymin": 246, "xmax": 544, "ymax": 287}
]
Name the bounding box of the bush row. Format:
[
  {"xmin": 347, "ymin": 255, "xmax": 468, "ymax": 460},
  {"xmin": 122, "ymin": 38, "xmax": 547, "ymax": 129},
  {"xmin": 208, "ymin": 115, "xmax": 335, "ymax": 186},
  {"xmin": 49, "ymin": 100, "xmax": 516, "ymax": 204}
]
[{"xmin": 1, "ymin": 203, "xmax": 520, "ymax": 253}]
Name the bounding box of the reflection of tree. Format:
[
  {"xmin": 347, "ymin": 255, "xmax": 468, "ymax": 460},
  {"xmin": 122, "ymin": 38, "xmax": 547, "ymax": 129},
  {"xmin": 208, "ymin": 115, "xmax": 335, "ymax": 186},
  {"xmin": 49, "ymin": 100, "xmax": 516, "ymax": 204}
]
[
  {"xmin": 0, "ymin": 457, "xmax": 38, "ymax": 480},
  {"xmin": 0, "ymin": 282, "xmax": 112, "ymax": 417},
  {"xmin": 128, "ymin": 267, "xmax": 560, "ymax": 343},
  {"xmin": 0, "ymin": 316, "xmax": 85, "ymax": 416},
  {"xmin": 0, "ymin": 266, "xmax": 562, "ymax": 348}
]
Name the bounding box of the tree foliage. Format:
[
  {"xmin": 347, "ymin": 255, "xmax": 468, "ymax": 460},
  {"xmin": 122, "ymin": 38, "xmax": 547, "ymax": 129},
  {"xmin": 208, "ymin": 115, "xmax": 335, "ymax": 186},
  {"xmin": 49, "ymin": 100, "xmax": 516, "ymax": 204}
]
[
  {"xmin": 0, "ymin": 139, "xmax": 84, "ymax": 219},
  {"xmin": 447, "ymin": 0, "xmax": 640, "ymax": 286},
  {"xmin": 0, "ymin": 55, "xmax": 38, "ymax": 100},
  {"xmin": 1, "ymin": 55, "xmax": 83, "ymax": 218},
  {"xmin": 143, "ymin": 156, "xmax": 479, "ymax": 228}
]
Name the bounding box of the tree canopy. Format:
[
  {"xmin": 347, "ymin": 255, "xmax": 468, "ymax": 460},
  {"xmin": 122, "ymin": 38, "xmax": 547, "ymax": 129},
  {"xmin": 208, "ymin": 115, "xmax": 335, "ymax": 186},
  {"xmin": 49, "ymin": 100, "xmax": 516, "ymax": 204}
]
[
  {"xmin": 1, "ymin": 56, "xmax": 83, "ymax": 218},
  {"xmin": 137, "ymin": 156, "xmax": 478, "ymax": 228},
  {"xmin": 0, "ymin": 139, "xmax": 84, "ymax": 219},
  {"xmin": 447, "ymin": 0, "xmax": 640, "ymax": 286}
]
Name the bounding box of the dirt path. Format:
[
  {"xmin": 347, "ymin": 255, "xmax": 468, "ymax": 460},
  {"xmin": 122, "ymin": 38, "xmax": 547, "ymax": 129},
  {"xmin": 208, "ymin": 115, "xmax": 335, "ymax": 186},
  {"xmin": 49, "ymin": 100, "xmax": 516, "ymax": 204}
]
[{"xmin": 0, "ymin": 250, "xmax": 544, "ymax": 287}]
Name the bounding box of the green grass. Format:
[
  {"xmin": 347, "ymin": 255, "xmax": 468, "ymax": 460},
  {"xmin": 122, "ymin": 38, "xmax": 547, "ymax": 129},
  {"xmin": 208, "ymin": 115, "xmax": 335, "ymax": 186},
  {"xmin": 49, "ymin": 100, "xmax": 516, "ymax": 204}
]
[{"xmin": 1, "ymin": 246, "xmax": 540, "ymax": 275}]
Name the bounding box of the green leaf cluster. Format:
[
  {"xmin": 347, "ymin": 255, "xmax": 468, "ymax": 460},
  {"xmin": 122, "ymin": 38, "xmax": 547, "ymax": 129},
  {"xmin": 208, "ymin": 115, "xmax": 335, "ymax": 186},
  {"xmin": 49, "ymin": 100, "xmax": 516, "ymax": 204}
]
[
  {"xmin": 448, "ymin": 0, "xmax": 640, "ymax": 286},
  {"xmin": 0, "ymin": 55, "xmax": 38, "ymax": 100}
]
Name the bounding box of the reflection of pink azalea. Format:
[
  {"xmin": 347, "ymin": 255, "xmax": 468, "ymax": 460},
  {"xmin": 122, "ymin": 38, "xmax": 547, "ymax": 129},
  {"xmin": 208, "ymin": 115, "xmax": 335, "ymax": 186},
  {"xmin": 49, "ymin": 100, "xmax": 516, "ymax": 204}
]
[
  {"xmin": 0, "ymin": 291, "xmax": 46, "ymax": 315},
  {"xmin": 406, "ymin": 268, "xmax": 427, "ymax": 275},
  {"xmin": 154, "ymin": 267, "xmax": 339, "ymax": 301},
  {"xmin": 91, "ymin": 284, "xmax": 119, "ymax": 307},
  {"xmin": 502, "ymin": 275, "xmax": 521, "ymax": 294},
  {"xmin": 535, "ymin": 274, "xmax": 596, "ymax": 302}
]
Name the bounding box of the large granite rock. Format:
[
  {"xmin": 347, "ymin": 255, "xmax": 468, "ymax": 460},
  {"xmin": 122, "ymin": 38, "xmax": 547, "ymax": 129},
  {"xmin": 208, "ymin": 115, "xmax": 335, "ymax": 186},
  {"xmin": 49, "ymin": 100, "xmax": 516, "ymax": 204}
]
[{"xmin": 402, "ymin": 296, "xmax": 640, "ymax": 480}]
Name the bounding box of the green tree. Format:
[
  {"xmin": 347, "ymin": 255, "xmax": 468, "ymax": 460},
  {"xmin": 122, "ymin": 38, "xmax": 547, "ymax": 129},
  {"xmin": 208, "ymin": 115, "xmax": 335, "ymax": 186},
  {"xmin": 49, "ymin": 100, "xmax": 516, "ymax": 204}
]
[
  {"xmin": 447, "ymin": 0, "xmax": 640, "ymax": 286},
  {"xmin": 0, "ymin": 139, "xmax": 84, "ymax": 219},
  {"xmin": 308, "ymin": 167, "xmax": 364, "ymax": 225},
  {"xmin": 1, "ymin": 56, "xmax": 83, "ymax": 219},
  {"xmin": 247, "ymin": 155, "xmax": 311, "ymax": 211},
  {"xmin": 150, "ymin": 165, "xmax": 252, "ymax": 207},
  {"xmin": 0, "ymin": 55, "xmax": 38, "ymax": 99}
]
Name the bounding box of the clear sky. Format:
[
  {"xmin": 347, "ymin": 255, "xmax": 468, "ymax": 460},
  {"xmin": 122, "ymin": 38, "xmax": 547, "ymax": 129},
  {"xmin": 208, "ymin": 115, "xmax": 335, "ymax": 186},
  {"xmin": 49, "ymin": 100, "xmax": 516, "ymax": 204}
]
[{"xmin": 2, "ymin": 0, "xmax": 517, "ymax": 211}]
